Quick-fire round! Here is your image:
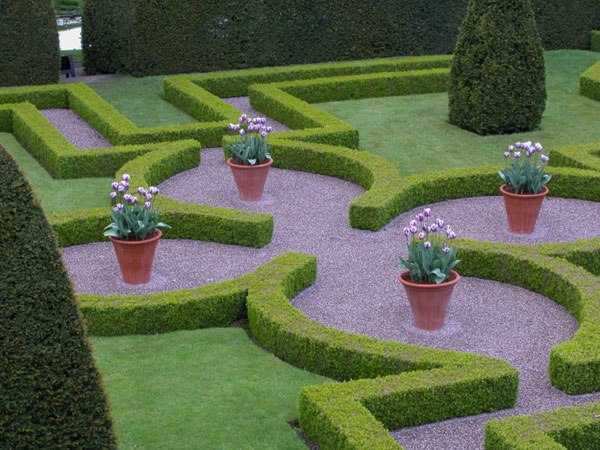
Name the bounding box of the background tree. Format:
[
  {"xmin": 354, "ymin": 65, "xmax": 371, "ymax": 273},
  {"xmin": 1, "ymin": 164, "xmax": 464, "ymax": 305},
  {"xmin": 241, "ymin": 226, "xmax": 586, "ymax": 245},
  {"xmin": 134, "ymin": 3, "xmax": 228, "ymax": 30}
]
[
  {"xmin": 0, "ymin": 0, "xmax": 59, "ymax": 86},
  {"xmin": 448, "ymin": 0, "xmax": 546, "ymax": 135}
]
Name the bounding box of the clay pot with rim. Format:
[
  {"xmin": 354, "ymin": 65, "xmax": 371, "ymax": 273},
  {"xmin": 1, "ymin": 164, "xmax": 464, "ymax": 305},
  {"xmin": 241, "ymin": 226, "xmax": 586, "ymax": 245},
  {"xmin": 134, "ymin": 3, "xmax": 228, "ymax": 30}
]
[
  {"xmin": 227, "ymin": 158, "xmax": 273, "ymax": 201},
  {"xmin": 398, "ymin": 270, "xmax": 460, "ymax": 331},
  {"xmin": 500, "ymin": 185, "xmax": 548, "ymax": 234},
  {"xmin": 109, "ymin": 229, "xmax": 162, "ymax": 284}
]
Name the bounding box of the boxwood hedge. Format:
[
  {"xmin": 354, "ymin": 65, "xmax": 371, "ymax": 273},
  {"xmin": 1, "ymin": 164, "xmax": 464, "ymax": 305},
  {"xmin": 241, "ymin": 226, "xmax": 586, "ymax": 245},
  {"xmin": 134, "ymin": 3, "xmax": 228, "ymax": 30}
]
[
  {"xmin": 50, "ymin": 143, "xmax": 274, "ymax": 248},
  {"xmin": 580, "ymin": 60, "xmax": 600, "ymax": 102},
  {"xmin": 484, "ymin": 402, "xmax": 600, "ymax": 449},
  {"xmin": 0, "ymin": 145, "xmax": 117, "ymax": 448}
]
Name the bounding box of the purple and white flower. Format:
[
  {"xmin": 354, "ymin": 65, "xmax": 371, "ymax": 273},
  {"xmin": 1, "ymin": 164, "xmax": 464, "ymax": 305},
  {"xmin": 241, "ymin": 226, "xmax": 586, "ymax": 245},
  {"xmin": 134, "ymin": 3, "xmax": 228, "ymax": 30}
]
[
  {"xmin": 144, "ymin": 201, "xmax": 151, "ymax": 209},
  {"xmin": 424, "ymin": 241, "xmax": 431, "ymax": 249},
  {"xmin": 541, "ymin": 154, "xmax": 549, "ymax": 163},
  {"xmin": 121, "ymin": 174, "xmax": 130, "ymax": 182},
  {"xmin": 423, "ymin": 208, "xmax": 431, "ymax": 217},
  {"xmin": 418, "ymin": 232, "xmax": 425, "ymax": 240},
  {"xmin": 149, "ymin": 186, "xmax": 159, "ymax": 195},
  {"xmin": 109, "ymin": 192, "xmax": 117, "ymax": 200},
  {"xmin": 403, "ymin": 227, "xmax": 410, "ymax": 237},
  {"xmin": 111, "ymin": 181, "xmax": 119, "ymax": 190}
]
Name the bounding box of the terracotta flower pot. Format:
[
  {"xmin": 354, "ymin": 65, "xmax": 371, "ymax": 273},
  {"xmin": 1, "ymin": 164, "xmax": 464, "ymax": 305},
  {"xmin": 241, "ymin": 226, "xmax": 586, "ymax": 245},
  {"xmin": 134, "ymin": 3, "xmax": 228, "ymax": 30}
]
[
  {"xmin": 109, "ymin": 229, "xmax": 162, "ymax": 285},
  {"xmin": 227, "ymin": 158, "xmax": 273, "ymax": 201},
  {"xmin": 500, "ymin": 185, "xmax": 549, "ymax": 234},
  {"xmin": 398, "ymin": 270, "xmax": 460, "ymax": 331}
]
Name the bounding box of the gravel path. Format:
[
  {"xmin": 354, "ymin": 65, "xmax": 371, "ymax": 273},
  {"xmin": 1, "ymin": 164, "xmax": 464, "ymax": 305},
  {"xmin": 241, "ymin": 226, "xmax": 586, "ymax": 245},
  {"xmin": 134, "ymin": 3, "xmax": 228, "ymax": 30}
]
[
  {"xmin": 61, "ymin": 148, "xmax": 600, "ymax": 449},
  {"xmin": 222, "ymin": 97, "xmax": 291, "ymax": 132},
  {"xmin": 41, "ymin": 108, "xmax": 112, "ymax": 149}
]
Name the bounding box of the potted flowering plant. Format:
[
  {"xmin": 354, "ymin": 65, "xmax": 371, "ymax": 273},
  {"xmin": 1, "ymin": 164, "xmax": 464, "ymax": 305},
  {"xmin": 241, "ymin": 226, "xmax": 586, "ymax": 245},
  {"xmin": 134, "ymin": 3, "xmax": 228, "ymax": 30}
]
[
  {"xmin": 103, "ymin": 174, "xmax": 171, "ymax": 284},
  {"xmin": 226, "ymin": 114, "xmax": 273, "ymax": 201},
  {"xmin": 398, "ymin": 209, "xmax": 460, "ymax": 330},
  {"xmin": 499, "ymin": 141, "xmax": 551, "ymax": 233}
]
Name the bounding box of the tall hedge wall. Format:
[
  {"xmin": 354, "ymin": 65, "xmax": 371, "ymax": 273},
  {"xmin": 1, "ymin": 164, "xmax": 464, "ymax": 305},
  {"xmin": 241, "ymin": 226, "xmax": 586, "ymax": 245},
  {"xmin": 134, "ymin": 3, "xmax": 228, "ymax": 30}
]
[
  {"xmin": 82, "ymin": 0, "xmax": 600, "ymax": 76},
  {"xmin": 0, "ymin": 0, "xmax": 59, "ymax": 86},
  {"xmin": 0, "ymin": 145, "xmax": 117, "ymax": 448}
]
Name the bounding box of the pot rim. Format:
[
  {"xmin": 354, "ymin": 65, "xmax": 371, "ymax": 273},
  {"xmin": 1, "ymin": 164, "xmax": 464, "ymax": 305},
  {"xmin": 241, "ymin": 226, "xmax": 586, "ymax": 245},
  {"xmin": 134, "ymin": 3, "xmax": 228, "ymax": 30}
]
[
  {"xmin": 397, "ymin": 269, "xmax": 460, "ymax": 288},
  {"xmin": 108, "ymin": 228, "xmax": 162, "ymax": 245},
  {"xmin": 500, "ymin": 184, "xmax": 549, "ymax": 198},
  {"xmin": 226, "ymin": 157, "xmax": 273, "ymax": 169}
]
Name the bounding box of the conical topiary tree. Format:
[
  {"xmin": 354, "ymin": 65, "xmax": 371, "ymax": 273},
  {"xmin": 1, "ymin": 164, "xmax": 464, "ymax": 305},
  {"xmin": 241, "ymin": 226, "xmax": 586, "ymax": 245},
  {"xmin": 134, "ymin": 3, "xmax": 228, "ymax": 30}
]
[{"xmin": 448, "ymin": 0, "xmax": 546, "ymax": 135}]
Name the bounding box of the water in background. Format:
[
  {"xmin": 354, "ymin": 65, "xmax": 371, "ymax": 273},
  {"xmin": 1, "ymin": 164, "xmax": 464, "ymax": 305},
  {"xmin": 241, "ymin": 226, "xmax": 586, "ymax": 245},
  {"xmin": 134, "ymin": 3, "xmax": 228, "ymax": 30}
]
[{"xmin": 59, "ymin": 27, "xmax": 81, "ymax": 50}]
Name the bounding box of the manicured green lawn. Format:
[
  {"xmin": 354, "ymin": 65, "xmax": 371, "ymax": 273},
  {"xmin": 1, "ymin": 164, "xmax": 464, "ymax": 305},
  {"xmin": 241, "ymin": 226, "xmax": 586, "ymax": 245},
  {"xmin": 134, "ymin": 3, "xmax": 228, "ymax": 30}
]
[
  {"xmin": 0, "ymin": 133, "xmax": 110, "ymax": 215},
  {"xmin": 315, "ymin": 50, "xmax": 600, "ymax": 175},
  {"xmin": 92, "ymin": 327, "xmax": 329, "ymax": 450},
  {"xmin": 90, "ymin": 76, "xmax": 197, "ymax": 128}
]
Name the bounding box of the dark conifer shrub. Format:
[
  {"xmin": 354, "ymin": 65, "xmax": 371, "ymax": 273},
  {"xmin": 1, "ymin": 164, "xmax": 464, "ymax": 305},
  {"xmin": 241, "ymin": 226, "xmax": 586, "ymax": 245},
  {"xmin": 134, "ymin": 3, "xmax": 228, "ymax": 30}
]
[
  {"xmin": 448, "ymin": 0, "xmax": 547, "ymax": 135},
  {"xmin": 0, "ymin": 0, "xmax": 59, "ymax": 86},
  {"xmin": 0, "ymin": 145, "xmax": 117, "ymax": 448}
]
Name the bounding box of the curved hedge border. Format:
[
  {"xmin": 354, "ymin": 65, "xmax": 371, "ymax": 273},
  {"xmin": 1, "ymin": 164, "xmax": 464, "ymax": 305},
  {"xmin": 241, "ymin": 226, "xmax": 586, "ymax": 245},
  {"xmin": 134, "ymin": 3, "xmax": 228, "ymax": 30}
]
[
  {"xmin": 50, "ymin": 142, "xmax": 274, "ymax": 248},
  {"xmin": 551, "ymin": 142, "xmax": 600, "ymax": 172},
  {"xmin": 580, "ymin": 59, "xmax": 600, "ymax": 101},
  {"xmin": 484, "ymin": 402, "xmax": 600, "ymax": 449},
  {"xmin": 73, "ymin": 239, "xmax": 600, "ymax": 448},
  {"xmin": 241, "ymin": 238, "xmax": 600, "ymax": 449}
]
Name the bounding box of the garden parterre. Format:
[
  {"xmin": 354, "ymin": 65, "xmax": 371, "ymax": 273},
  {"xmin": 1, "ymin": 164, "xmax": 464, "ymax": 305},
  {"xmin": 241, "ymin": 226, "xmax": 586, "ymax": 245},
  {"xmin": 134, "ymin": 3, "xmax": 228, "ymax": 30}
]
[{"xmin": 1, "ymin": 51, "xmax": 600, "ymax": 449}]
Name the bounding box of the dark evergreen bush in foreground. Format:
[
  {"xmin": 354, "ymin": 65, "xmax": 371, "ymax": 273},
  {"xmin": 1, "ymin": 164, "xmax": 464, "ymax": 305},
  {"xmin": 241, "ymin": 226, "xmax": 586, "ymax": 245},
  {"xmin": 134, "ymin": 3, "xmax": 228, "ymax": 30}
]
[
  {"xmin": 0, "ymin": 145, "xmax": 117, "ymax": 448},
  {"xmin": 448, "ymin": 0, "xmax": 546, "ymax": 135},
  {"xmin": 0, "ymin": 0, "xmax": 59, "ymax": 86}
]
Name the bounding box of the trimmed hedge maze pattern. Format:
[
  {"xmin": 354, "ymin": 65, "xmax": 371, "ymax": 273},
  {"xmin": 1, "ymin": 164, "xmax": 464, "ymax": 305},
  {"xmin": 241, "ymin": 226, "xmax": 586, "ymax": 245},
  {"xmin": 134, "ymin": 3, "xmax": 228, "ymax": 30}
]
[{"xmin": 1, "ymin": 54, "xmax": 600, "ymax": 449}]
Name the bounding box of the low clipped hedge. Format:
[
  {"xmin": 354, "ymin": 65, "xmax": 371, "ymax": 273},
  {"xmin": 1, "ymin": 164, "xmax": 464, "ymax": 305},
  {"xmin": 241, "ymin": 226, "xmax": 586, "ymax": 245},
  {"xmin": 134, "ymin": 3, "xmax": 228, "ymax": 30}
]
[
  {"xmin": 580, "ymin": 60, "xmax": 600, "ymax": 102},
  {"xmin": 51, "ymin": 144, "xmax": 274, "ymax": 248},
  {"xmin": 0, "ymin": 145, "xmax": 117, "ymax": 448},
  {"xmin": 0, "ymin": 83, "xmax": 238, "ymax": 178},
  {"xmin": 484, "ymin": 402, "xmax": 600, "ymax": 449},
  {"xmin": 189, "ymin": 55, "xmax": 453, "ymax": 98},
  {"xmin": 592, "ymin": 31, "xmax": 600, "ymax": 52},
  {"xmin": 550, "ymin": 142, "xmax": 600, "ymax": 171},
  {"xmin": 80, "ymin": 281, "xmax": 247, "ymax": 336},
  {"xmin": 240, "ymin": 251, "xmax": 518, "ymax": 450}
]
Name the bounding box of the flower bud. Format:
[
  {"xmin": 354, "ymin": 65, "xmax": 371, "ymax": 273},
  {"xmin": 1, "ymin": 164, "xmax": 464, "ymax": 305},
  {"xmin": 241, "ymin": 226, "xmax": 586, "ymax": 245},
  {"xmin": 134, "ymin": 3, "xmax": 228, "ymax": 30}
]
[
  {"xmin": 424, "ymin": 241, "xmax": 431, "ymax": 249},
  {"xmin": 110, "ymin": 192, "xmax": 117, "ymax": 199},
  {"xmin": 418, "ymin": 232, "xmax": 425, "ymax": 240},
  {"xmin": 144, "ymin": 201, "xmax": 151, "ymax": 209},
  {"xmin": 403, "ymin": 227, "xmax": 410, "ymax": 237},
  {"xmin": 121, "ymin": 174, "xmax": 130, "ymax": 181}
]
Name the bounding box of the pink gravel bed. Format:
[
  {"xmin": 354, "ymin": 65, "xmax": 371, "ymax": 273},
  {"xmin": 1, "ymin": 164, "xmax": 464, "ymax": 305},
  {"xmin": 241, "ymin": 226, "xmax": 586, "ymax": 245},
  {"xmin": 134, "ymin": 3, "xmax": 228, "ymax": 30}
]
[
  {"xmin": 40, "ymin": 108, "xmax": 112, "ymax": 149},
  {"xmin": 60, "ymin": 149, "xmax": 600, "ymax": 449},
  {"xmin": 222, "ymin": 97, "xmax": 291, "ymax": 132}
]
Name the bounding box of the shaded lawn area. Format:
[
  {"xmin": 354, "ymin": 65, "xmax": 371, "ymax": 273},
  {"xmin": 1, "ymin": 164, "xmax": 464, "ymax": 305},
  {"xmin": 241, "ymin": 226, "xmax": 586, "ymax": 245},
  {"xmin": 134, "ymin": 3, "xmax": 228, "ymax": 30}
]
[
  {"xmin": 90, "ymin": 76, "xmax": 197, "ymax": 128},
  {"xmin": 92, "ymin": 327, "xmax": 330, "ymax": 450},
  {"xmin": 315, "ymin": 50, "xmax": 600, "ymax": 176},
  {"xmin": 0, "ymin": 133, "xmax": 110, "ymax": 215}
]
